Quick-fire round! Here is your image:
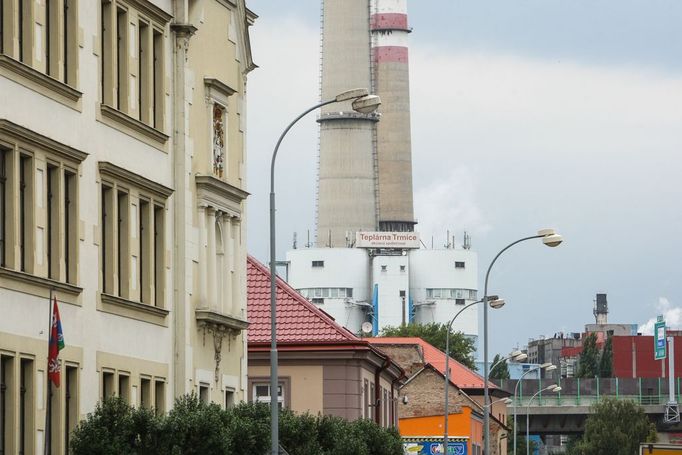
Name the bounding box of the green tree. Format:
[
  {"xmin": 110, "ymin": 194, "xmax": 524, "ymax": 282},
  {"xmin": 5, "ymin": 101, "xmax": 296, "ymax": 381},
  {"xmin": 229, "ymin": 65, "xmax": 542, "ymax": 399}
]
[
  {"xmin": 577, "ymin": 333, "xmax": 600, "ymax": 378},
  {"xmin": 70, "ymin": 397, "xmax": 163, "ymax": 455},
  {"xmin": 161, "ymin": 394, "xmax": 233, "ymax": 454},
  {"xmin": 380, "ymin": 323, "xmax": 477, "ymax": 370},
  {"xmin": 490, "ymin": 353, "xmax": 511, "ymax": 380},
  {"xmin": 71, "ymin": 396, "xmax": 404, "ymax": 455},
  {"xmin": 599, "ymin": 336, "xmax": 613, "ymax": 378},
  {"xmin": 570, "ymin": 398, "xmax": 656, "ymax": 455}
]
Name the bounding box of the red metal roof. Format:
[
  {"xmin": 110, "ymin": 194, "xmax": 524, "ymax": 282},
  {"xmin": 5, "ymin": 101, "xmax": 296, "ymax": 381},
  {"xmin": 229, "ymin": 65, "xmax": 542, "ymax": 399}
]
[
  {"xmin": 366, "ymin": 337, "xmax": 496, "ymax": 390},
  {"xmin": 247, "ymin": 256, "xmax": 360, "ymax": 345}
]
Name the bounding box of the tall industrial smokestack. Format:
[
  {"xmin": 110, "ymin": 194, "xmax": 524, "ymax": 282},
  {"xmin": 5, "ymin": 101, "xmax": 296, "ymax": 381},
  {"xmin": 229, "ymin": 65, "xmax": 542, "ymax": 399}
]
[
  {"xmin": 316, "ymin": 0, "xmax": 380, "ymax": 247},
  {"xmin": 371, "ymin": 0, "xmax": 415, "ymax": 232}
]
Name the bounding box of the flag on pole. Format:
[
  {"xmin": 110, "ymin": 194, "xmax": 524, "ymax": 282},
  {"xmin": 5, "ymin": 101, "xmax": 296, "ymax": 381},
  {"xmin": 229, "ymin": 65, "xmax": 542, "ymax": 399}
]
[{"xmin": 48, "ymin": 296, "xmax": 65, "ymax": 387}]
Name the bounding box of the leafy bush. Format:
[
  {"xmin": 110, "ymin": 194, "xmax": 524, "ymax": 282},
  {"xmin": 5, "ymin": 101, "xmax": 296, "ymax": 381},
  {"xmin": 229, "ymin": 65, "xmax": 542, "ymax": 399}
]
[{"xmin": 71, "ymin": 395, "xmax": 403, "ymax": 455}]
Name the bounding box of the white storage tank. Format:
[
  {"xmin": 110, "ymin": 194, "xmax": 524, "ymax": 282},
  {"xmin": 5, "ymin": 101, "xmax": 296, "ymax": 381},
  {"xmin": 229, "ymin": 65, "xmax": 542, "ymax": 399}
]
[{"xmin": 286, "ymin": 248, "xmax": 371, "ymax": 333}]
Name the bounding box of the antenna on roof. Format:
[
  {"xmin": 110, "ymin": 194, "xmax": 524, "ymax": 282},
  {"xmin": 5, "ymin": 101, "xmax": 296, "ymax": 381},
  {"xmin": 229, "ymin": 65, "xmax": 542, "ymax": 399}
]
[{"xmin": 293, "ymin": 232, "xmax": 297, "ymax": 250}]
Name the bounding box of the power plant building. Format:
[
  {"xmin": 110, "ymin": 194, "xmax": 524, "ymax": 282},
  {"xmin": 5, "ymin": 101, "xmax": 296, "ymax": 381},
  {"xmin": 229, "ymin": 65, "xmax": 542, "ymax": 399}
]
[{"xmin": 287, "ymin": 0, "xmax": 479, "ymax": 341}]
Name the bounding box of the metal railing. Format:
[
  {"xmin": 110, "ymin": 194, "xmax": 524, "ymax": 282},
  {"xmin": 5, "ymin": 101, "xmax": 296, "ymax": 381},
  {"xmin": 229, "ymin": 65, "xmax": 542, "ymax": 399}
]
[{"xmin": 496, "ymin": 377, "xmax": 680, "ymax": 408}]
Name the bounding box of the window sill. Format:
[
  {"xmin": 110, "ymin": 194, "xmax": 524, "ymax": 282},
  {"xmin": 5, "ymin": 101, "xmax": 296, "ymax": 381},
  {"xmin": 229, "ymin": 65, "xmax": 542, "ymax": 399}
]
[
  {"xmin": 0, "ymin": 267, "xmax": 82, "ymax": 305},
  {"xmin": 195, "ymin": 308, "xmax": 249, "ymax": 333},
  {"xmin": 99, "ymin": 104, "xmax": 169, "ymax": 150},
  {"xmin": 99, "ymin": 292, "xmax": 169, "ymax": 326},
  {"xmin": 0, "ymin": 54, "xmax": 82, "ymax": 110}
]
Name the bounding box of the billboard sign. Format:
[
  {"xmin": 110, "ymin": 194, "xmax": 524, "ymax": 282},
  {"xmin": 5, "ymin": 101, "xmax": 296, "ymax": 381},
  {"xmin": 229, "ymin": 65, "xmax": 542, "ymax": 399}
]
[
  {"xmin": 402, "ymin": 440, "xmax": 467, "ymax": 455},
  {"xmin": 356, "ymin": 231, "xmax": 420, "ymax": 249},
  {"xmin": 655, "ymin": 317, "xmax": 666, "ymax": 360}
]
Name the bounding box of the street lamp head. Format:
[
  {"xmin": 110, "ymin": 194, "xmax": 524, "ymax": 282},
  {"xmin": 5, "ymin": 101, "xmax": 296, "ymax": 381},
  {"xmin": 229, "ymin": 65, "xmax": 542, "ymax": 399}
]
[
  {"xmin": 512, "ymin": 352, "xmax": 528, "ymax": 362},
  {"xmin": 538, "ymin": 228, "xmax": 563, "ymax": 247},
  {"xmin": 335, "ymin": 88, "xmax": 369, "ymax": 101},
  {"xmin": 488, "ymin": 298, "xmax": 505, "ymax": 309},
  {"xmin": 352, "ymin": 95, "xmax": 382, "ymax": 114},
  {"xmin": 539, "ymin": 362, "xmax": 553, "ymax": 369},
  {"xmin": 545, "ymin": 365, "xmax": 557, "ymax": 372},
  {"xmin": 552, "ymin": 386, "xmax": 562, "ymax": 393},
  {"xmin": 502, "ymin": 398, "xmax": 513, "ymax": 405}
]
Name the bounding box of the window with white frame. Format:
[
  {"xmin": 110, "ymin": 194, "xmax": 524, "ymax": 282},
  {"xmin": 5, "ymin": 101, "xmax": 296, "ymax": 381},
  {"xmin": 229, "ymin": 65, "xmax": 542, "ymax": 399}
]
[
  {"xmin": 252, "ymin": 382, "xmax": 284, "ymax": 409},
  {"xmin": 426, "ymin": 288, "xmax": 477, "ymax": 300}
]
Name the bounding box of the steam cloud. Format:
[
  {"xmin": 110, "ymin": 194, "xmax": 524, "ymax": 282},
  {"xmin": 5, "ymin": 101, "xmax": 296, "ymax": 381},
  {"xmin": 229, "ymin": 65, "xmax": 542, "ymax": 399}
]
[{"xmin": 639, "ymin": 298, "xmax": 682, "ymax": 335}]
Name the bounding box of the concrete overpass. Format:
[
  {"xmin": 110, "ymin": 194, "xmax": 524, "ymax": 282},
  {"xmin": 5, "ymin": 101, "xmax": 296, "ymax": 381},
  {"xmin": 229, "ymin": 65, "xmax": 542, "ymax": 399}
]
[{"xmin": 496, "ymin": 378, "xmax": 682, "ymax": 435}]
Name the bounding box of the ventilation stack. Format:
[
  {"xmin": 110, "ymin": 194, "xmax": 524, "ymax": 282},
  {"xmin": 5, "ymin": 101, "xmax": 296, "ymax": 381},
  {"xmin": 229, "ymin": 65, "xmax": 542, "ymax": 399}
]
[
  {"xmin": 371, "ymin": 0, "xmax": 415, "ymax": 232},
  {"xmin": 594, "ymin": 293, "xmax": 608, "ymax": 325},
  {"xmin": 316, "ymin": 0, "xmax": 380, "ymax": 247}
]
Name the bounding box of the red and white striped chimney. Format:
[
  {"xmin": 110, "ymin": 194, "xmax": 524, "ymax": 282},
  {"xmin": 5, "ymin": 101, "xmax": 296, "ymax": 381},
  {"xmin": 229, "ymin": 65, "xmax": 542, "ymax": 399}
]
[{"xmin": 371, "ymin": 0, "xmax": 415, "ymax": 232}]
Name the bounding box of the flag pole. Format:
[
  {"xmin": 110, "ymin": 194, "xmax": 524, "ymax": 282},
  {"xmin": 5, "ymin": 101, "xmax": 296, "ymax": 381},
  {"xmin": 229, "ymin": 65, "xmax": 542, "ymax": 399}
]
[{"xmin": 45, "ymin": 289, "xmax": 53, "ymax": 455}]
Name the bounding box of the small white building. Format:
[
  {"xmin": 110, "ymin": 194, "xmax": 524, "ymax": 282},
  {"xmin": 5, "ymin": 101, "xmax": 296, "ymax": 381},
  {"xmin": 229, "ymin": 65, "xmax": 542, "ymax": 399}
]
[{"xmin": 286, "ymin": 232, "xmax": 479, "ymax": 341}]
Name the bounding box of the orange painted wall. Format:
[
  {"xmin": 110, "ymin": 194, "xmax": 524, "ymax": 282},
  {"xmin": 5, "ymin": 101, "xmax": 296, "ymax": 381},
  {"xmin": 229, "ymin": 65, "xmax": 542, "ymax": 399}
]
[{"xmin": 400, "ymin": 407, "xmax": 483, "ymax": 454}]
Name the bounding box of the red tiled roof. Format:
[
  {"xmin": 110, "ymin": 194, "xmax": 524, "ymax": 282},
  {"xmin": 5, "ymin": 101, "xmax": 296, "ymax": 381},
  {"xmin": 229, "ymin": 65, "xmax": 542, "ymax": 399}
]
[
  {"xmin": 366, "ymin": 337, "xmax": 496, "ymax": 390},
  {"xmin": 247, "ymin": 256, "xmax": 360, "ymax": 344}
]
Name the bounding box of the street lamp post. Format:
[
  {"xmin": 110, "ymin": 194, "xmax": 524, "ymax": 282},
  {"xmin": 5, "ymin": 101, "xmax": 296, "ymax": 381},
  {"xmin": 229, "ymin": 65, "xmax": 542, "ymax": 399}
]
[
  {"xmin": 513, "ymin": 363, "xmax": 556, "ymax": 455},
  {"xmin": 269, "ymin": 89, "xmax": 380, "ymax": 455},
  {"xmin": 526, "ymin": 384, "xmax": 561, "ymax": 455},
  {"xmin": 483, "ymin": 229, "xmax": 563, "ymax": 455},
  {"xmin": 443, "ymin": 297, "xmax": 505, "ymax": 451}
]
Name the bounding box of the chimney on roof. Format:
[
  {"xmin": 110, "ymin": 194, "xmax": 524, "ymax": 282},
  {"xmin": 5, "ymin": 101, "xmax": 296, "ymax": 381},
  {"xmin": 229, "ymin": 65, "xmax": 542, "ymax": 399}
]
[{"xmin": 594, "ymin": 293, "xmax": 608, "ymax": 324}]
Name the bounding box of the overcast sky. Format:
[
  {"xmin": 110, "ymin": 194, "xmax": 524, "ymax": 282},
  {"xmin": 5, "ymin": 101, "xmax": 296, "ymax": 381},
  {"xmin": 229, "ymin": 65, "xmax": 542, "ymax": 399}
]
[{"xmin": 244, "ymin": 0, "xmax": 682, "ymax": 357}]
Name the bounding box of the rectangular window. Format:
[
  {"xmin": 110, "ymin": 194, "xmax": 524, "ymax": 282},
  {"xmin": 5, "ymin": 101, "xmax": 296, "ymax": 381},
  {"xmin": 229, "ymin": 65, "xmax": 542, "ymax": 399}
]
[
  {"xmin": 363, "ymin": 379, "xmax": 369, "ymax": 419},
  {"xmin": 102, "ymin": 371, "xmax": 115, "ymax": 400},
  {"xmin": 101, "ymin": 1, "xmax": 166, "ymax": 129},
  {"xmin": 380, "ymin": 265, "xmax": 387, "ymax": 272},
  {"xmin": 311, "ymin": 260, "xmax": 324, "ymax": 268},
  {"xmin": 46, "ymin": 164, "xmax": 58, "ymax": 279},
  {"xmin": 0, "ymin": 0, "xmax": 4, "ymax": 54},
  {"xmin": 64, "ymin": 169, "xmax": 76, "ymax": 283},
  {"xmin": 64, "ymin": 365, "xmax": 77, "ymax": 454},
  {"xmin": 19, "ymin": 358, "xmax": 33, "ymax": 454},
  {"xmin": 199, "ymin": 384, "xmax": 209, "ymax": 403},
  {"xmin": 101, "ymin": 0, "xmax": 112, "ymax": 104},
  {"xmin": 19, "ymin": 154, "xmax": 32, "ymax": 273},
  {"xmin": 455, "ymin": 298, "xmax": 465, "ymax": 305},
  {"xmin": 154, "ymin": 379, "xmax": 165, "ymax": 414},
  {"xmin": 153, "ymin": 204, "xmax": 164, "ymax": 307},
  {"xmin": 369, "ymin": 383, "xmax": 375, "ymax": 420},
  {"xmin": 115, "ymin": 6, "xmax": 128, "ymax": 111},
  {"xmin": 138, "ymin": 199, "xmax": 149, "ymax": 303},
  {"xmin": 117, "ymin": 190, "xmax": 129, "ymax": 298},
  {"xmin": 311, "ymin": 298, "xmax": 323, "ymax": 304},
  {"xmin": 118, "ymin": 374, "xmax": 130, "ymax": 403},
  {"xmin": 138, "ymin": 377, "xmax": 150, "ymax": 409},
  {"xmin": 224, "ymin": 390, "xmax": 234, "ymax": 409},
  {"xmin": 138, "ymin": 20, "xmax": 150, "ymax": 122},
  {"xmin": 1, "ymin": 355, "xmax": 14, "ymax": 454},
  {"xmin": 400, "ymin": 265, "xmax": 406, "ymax": 272},
  {"xmin": 152, "ymin": 29, "xmax": 163, "ymax": 128},
  {"xmin": 455, "ymin": 261, "xmax": 465, "ymax": 269},
  {"xmin": 0, "ymin": 148, "xmax": 6, "ymax": 267},
  {"xmin": 101, "ymin": 185, "xmax": 113, "ymax": 293},
  {"xmin": 252, "ymin": 383, "xmax": 284, "ymax": 409}
]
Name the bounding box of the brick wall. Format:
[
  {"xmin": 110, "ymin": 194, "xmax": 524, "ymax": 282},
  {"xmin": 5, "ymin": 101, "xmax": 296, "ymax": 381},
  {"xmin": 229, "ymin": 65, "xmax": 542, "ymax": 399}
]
[
  {"xmin": 372, "ymin": 344, "xmax": 424, "ymax": 376},
  {"xmin": 400, "ymin": 367, "xmax": 464, "ymax": 418}
]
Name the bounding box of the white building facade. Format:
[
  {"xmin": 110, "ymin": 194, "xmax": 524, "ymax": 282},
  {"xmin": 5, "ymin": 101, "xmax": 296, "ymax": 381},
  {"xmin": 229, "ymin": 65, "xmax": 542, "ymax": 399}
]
[
  {"xmin": 286, "ymin": 237, "xmax": 479, "ymax": 340},
  {"xmin": 0, "ymin": 1, "xmax": 255, "ymax": 452}
]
